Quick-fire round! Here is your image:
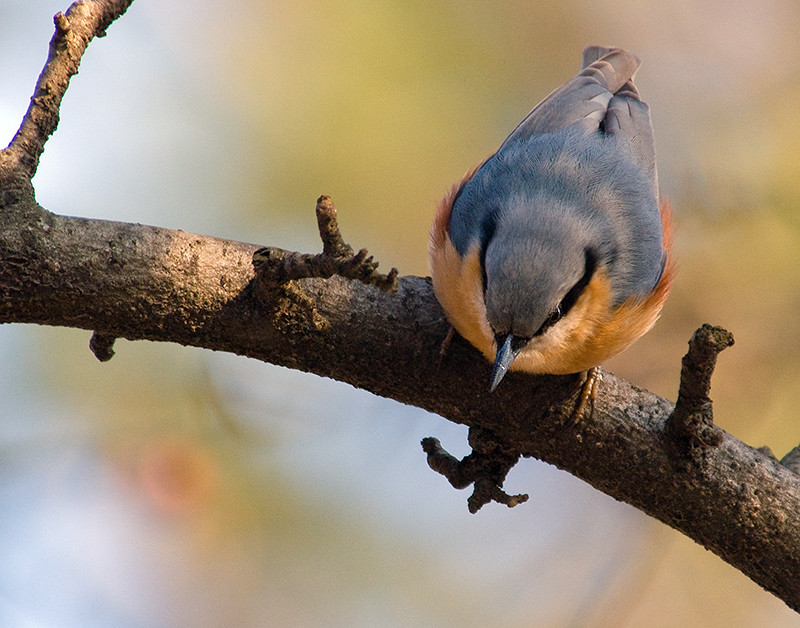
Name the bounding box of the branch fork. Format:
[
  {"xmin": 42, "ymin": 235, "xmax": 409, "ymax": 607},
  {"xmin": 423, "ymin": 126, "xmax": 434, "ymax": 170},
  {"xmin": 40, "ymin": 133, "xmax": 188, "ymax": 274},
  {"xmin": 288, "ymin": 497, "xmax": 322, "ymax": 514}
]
[{"xmin": 422, "ymin": 428, "xmax": 529, "ymax": 513}]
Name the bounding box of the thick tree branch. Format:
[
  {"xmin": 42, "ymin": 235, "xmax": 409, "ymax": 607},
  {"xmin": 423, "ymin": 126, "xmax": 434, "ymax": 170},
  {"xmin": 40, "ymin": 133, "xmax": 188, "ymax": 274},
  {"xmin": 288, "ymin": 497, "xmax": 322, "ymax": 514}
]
[
  {"xmin": 1, "ymin": 204, "xmax": 799, "ymax": 610},
  {"xmin": 2, "ymin": 0, "xmax": 800, "ymax": 615}
]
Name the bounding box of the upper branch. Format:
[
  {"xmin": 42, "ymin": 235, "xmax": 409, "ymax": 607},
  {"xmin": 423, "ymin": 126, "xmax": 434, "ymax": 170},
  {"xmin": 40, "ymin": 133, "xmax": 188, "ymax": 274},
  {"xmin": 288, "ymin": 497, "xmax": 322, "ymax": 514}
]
[{"xmin": 2, "ymin": 0, "xmax": 134, "ymax": 179}]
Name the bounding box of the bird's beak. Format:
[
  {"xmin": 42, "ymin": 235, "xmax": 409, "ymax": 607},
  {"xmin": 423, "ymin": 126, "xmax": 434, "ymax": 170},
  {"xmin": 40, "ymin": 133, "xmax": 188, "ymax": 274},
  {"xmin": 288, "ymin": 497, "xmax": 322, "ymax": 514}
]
[{"xmin": 490, "ymin": 334, "xmax": 518, "ymax": 392}]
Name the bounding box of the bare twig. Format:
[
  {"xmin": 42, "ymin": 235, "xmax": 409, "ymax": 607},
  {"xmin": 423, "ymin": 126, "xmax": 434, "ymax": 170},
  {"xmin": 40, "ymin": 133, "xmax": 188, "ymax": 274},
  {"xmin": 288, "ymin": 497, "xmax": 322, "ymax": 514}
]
[
  {"xmin": 667, "ymin": 323, "xmax": 733, "ymax": 449},
  {"xmin": 422, "ymin": 428, "xmax": 529, "ymax": 513},
  {"xmin": 2, "ymin": 0, "xmax": 135, "ymax": 179},
  {"xmin": 252, "ymin": 195, "xmax": 399, "ymax": 293},
  {"xmin": 421, "ymin": 437, "xmax": 474, "ymax": 489},
  {"xmin": 315, "ymin": 194, "xmax": 352, "ymax": 258}
]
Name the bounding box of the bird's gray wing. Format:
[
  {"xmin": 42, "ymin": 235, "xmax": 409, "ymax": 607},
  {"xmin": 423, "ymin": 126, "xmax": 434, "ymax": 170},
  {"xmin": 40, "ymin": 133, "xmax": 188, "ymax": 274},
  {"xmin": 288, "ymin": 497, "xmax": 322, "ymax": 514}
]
[
  {"xmin": 603, "ymin": 74, "xmax": 658, "ymax": 196},
  {"xmin": 498, "ymin": 47, "xmax": 640, "ymax": 149}
]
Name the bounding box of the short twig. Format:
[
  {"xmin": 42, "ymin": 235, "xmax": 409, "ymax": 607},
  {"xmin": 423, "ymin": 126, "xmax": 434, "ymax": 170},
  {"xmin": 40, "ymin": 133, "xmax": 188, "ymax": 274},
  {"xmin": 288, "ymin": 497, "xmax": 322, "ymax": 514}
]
[
  {"xmin": 421, "ymin": 428, "xmax": 528, "ymax": 513},
  {"xmin": 252, "ymin": 195, "xmax": 398, "ymax": 293},
  {"xmin": 667, "ymin": 324, "xmax": 733, "ymax": 450},
  {"xmin": 315, "ymin": 195, "xmax": 352, "ymax": 258},
  {"xmin": 421, "ymin": 437, "xmax": 474, "ymax": 489}
]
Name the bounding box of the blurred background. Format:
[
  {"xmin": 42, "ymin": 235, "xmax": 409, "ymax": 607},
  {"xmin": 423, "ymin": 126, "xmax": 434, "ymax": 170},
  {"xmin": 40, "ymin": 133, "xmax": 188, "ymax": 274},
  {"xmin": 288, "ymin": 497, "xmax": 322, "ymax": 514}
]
[{"xmin": 2, "ymin": 1, "xmax": 800, "ymax": 626}]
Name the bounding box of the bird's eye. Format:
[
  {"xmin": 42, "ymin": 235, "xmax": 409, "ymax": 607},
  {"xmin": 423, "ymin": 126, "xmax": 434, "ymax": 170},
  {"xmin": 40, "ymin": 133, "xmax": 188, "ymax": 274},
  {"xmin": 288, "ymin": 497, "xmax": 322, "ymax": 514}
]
[
  {"xmin": 546, "ymin": 303, "xmax": 563, "ymax": 327},
  {"xmin": 533, "ymin": 303, "xmax": 563, "ymax": 337}
]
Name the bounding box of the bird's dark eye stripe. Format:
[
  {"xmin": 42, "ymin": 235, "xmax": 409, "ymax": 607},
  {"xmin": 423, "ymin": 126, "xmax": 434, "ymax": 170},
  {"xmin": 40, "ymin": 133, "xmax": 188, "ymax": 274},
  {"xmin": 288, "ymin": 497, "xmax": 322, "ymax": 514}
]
[
  {"xmin": 560, "ymin": 248, "xmax": 597, "ymax": 317},
  {"xmin": 478, "ymin": 209, "xmax": 499, "ymax": 294},
  {"xmin": 534, "ymin": 248, "xmax": 597, "ymax": 336}
]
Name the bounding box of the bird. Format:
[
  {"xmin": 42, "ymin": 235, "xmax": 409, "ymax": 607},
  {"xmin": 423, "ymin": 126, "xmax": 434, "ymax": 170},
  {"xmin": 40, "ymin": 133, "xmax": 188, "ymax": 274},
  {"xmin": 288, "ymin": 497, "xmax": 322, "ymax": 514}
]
[{"xmin": 429, "ymin": 46, "xmax": 674, "ymax": 398}]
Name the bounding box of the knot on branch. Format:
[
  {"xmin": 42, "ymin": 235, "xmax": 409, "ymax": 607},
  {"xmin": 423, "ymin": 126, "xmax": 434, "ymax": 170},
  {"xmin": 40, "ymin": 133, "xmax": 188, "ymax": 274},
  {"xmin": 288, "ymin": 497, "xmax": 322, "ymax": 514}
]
[
  {"xmin": 252, "ymin": 195, "xmax": 398, "ymax": 293},
  {"xmin": 421, "ymin": 428, "xmax": 529, "ymax": 514},
  {"xmin": 667, "ymin": 324, "xmax": 733, "ymax": 452},
  {"xmin": 89, "ymin": 331, "xmax": 117, "ymax": 362}
]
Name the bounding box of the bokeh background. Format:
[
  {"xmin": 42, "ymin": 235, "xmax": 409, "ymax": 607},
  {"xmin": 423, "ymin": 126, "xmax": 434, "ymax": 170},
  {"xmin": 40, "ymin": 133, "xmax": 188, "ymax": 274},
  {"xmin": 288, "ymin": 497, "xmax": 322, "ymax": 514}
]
[{"xmin": 2, "ymin": 1, "xmax": 800, "ymax": 626}]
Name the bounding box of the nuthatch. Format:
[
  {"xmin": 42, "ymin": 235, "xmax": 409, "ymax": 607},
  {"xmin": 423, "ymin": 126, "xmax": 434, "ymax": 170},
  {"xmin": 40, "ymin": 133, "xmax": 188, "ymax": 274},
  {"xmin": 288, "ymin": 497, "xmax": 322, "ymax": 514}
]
[{"xmin": 430, "ymin": 46, "xmax": 674, "ymax": 392}]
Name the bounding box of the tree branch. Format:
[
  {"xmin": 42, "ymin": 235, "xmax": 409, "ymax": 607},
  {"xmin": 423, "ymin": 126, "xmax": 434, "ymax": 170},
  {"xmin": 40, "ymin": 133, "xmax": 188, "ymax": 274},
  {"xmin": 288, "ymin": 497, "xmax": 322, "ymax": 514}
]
[
  {"xmin": 2, "ymin": 0, "xmax": 134, "ymax": 180},
  {"xmin": 2, "ymin": 0, "xmax": 800, "ymax": 615},
  {"xmin": 1, "ymin": 200, "xmax": 799, "ymax": 610}
]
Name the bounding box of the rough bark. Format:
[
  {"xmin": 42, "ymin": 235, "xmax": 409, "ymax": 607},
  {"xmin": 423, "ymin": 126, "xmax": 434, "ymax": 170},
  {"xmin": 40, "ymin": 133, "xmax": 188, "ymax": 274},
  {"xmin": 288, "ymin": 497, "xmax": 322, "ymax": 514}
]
[{"xmin": 2, "ymin": 0, "xmax": 800, "ymax": 614}]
